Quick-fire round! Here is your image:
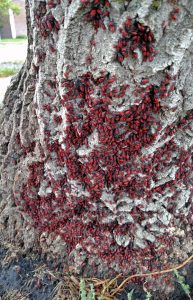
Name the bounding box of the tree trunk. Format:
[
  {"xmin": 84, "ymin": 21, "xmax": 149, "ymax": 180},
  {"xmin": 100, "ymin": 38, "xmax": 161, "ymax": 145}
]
[{"xmin": 1, "ymin": 0, "xmax": 193, "ymax": 293}]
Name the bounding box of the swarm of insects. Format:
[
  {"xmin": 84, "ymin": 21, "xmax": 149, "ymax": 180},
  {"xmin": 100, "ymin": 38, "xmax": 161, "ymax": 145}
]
[
  {"xmin": 115, "ymin": 17, "xmax": 157, "ymax": 63},
  {"xmin": 81, "ymin": 0, "xmax": 116, "ymax": 31}
]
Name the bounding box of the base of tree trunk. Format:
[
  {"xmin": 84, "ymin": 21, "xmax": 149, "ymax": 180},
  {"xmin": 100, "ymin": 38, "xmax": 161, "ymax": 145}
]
[{"xmin": 1, "ymin": 0, "xmax": 193, "ymax": 296}]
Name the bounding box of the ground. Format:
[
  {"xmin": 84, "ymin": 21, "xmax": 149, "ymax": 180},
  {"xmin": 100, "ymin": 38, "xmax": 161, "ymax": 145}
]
[
  {"xmin": 0, "ymin": 39, "xmax": 27, "ymax": 105},
  {"xmin": 0, "ymin": 244, "xmax": 192, "ymax": 300},
  {"xmin": 0, "ymin": 245, "xmax": 59, "ymax": 300},
  {"xmin": 0, "ymin": 39, "xmax": 27, "ymax": 64}
]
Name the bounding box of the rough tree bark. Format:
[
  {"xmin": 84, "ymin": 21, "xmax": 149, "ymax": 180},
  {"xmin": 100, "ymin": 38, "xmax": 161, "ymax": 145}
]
[{"xmin": 1, "ymin": 0, "xmax": 193, "ymax": 295}]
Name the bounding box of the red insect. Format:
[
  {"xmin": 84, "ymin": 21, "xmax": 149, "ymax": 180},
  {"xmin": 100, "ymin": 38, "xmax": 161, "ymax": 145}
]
[
  {"xmin": 90, "ymin": 9, "xmax": 97, "ymax": 17},
  {"xmin": 170, "ymin": 13, "xmax": 177, "ymax": 21},
  {"xmin": 141, "ymin": 79, "xmax": 149, "ymax": 85},
  {"xmin": 109, "ymin": 21, "xmax": 115, "ymax": 33},
  {"xmin": 81, "ymin": 0, "xmax": 88, "ymax": 5},
  {"xmin": 133, "ymin": 52, "xmax": 138, "ymax": 59},
  {"xmin": 117, "ymin": 53, "xmax": 124, "ymax": 63}
]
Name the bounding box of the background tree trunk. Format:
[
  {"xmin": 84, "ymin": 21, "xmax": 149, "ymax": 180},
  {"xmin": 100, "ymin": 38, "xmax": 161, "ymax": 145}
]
[{"xmin": 1, "ymin": 0, "xmax": 193, "ymax": 294}]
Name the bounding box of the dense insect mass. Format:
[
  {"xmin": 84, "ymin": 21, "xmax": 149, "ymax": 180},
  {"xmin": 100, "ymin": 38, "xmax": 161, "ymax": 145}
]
[
  {"xmin": 81, "ymin": 0, "xmax": 115, "ymax": 31},
  {"xmin": 16, "ymin": 66, "xmax": 193, "ymax": 280},
  {"xmin": 115, "ymin": 17, "xmax": 157, "ymax": 63},
  {"xmin": 4, "ymin": 0, "xmax": 192, "ymax": 291}
]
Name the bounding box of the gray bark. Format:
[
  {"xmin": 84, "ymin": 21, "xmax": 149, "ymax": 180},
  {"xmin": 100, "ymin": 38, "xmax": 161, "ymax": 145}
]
[{"xmin": 1, "ymin": 0, "xmax": 193, "ymax": 293}]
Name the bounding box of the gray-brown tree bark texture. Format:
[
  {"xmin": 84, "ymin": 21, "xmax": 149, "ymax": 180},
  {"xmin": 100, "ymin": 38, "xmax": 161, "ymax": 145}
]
[{"xmin": 1, "ymin": 0, "xmax": 193, "ymax": 293}]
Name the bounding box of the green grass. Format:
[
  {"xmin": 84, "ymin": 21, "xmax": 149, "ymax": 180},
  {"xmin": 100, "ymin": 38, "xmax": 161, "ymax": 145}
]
[
  {"xmin": 174, "ymin": 270, "xmax": 192, "ymax": 300},
  {"xmin": 0, "ymin": 37, "xmax": 27, "ymax": 44},
  {"xmin": 80, "ymin": 279, "xmax": 96, "ymax": 300},
  {"xmin": 0, "ymin": 67, "xmax": 18, "ymax": 77},
  {"xmin": 127, "ymin": 289, "xmax": 134, "ymax": 300}
]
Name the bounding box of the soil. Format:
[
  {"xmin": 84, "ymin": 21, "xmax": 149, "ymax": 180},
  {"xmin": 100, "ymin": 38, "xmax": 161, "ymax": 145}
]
[
  {"xmin": 0, "ymin": 245, "xmax": 192, "ymax": 299},
  {"xmin": 0, "ymin": 246, "xmax": 58, "ymax": 300}
]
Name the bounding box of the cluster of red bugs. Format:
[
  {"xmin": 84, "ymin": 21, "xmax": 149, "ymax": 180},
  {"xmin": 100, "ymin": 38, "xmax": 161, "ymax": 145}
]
[
  {"xmin": 53, "ymin": 114, "xmax": 63, "ymax": 125},
  {"xmin": 35, "ymin": 49, "xmax": 46, "ymax": 64},
  {"xmin": 81, "ymin": 0, "xmax": 116, "ymax": 31},
  {"xmin": 15, "ymin": 133, "xmax": 36, "ymax": 157},
  {"xmin": 35, "ymin": 0, "xmax": 62, "ymax": 38},
  {"xmin": 16, "ymin": 63, "xmax": 193, "ymax": 277},
  {"xmin": 15, "ymin": 2, "xmax": 193, "ymax": 279},
  {"xmin": 115, "ymin": 17, "xmax": 156, "ymax": 63},
  {"xmin": 35, "ymin": 2, "xmax": 60, "ymax": 39},
  {"xmin": 34, "ymin": 2, "xmax": 47, "ymax": 27},
  {"xmin": 47, "ymin": 0, "xmax": 61, "ymax": 9},
  {"xmin": 170, "ymin": 7, "xmax": 180, "ymax": 21}
]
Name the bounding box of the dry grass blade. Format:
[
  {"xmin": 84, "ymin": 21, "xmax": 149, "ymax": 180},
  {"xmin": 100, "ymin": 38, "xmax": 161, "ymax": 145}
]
[
  {"xmin": 53, "ymin": 276, "xmax": 79, "ymax": 300},
  {"xmin": 65, "ymin": 276, "xmax": 116, "ymax": 299},
  {"xmin": 87, "ymin": 277, "xmax": 110, "ymax": 286},
  {"xmin": 1, "ymin": 244, "xmax": 22, "ymax": 266},
  {"xmin": 110, "ymin": 253, "xmax": 193, "ymax": 296},
  {"xmin": 95, "ymin": 292, "xmax": 115, "ymax": 300},
  {"xmin": 45, "ymin": 269, "xmax": 59, "ymax": 280},
  {"xmin": 101, "ymin": 273, "xmax": 122, "ymax": 295},
  {"xmin": 70, "ymin": 275, "xmax": 80, "ymax": 286},
  {"xmin": 1, "ymin": 289, "xmax": 29, "ymax": 300}
]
